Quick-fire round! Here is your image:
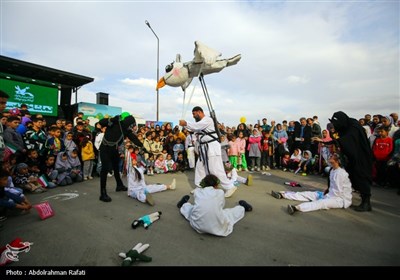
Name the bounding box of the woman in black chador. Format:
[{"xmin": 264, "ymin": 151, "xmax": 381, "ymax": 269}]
[
  {"xmin": 98, "ymin": 113, "xmax": 143, "ymax": 202},
  {"xmin": 315, "ymin": 111, "xmax": 373, "ymax": 212}
]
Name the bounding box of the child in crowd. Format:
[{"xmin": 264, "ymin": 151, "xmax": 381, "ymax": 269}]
[
  {"xmin": 296, "ymin": 150, "xmax": 313, "ymax": 175},
  {"xmin": 55, "ymin": 152, "xmax": 73, "ymax": 186},
  {"xmin": 280, "ymin": 151, "xmax": 291, "ymax": 171},
  {"xmin": 146, "ymin": 153, "xmax": 155, "ymax": 175},
  {"xmin": 165, "ymin": 153, "xmax": 176, "ymax": 173},
  {"xmin": 175, "ymin": 152, "xmax": 187, "ymax": 172},
  {"xmin": 45, "ymin": 127, "xmax": 64, "ymax": 156},
  {"xmin": 271, "ymin": 154, "xmax": 352, "ymax": 215},
  {"xmin": 39, "ymin": 154, "xmax": 58, "ymax": 188},
  {"xmin": 236, "ymin": 131, "xmax": 248, "ymax": 171},
  {"xmin": 81, "ymin": 136, "xmax": 95, "ymax": 180},
  {"xmin": 154, "ymin": 154, "xmax": 167, "ymax": 174},
  {"xmin": 173, "ymin": 138, "xmax": 185, "ymax": 161},
  {"xmin": 68, "ymin": 150, "xmax": 83, "ymax": 182},
  {"xmin": 161, "ymin": 149, "xmax": 168, "ymax": 162},
  {"xmin": 220, "ymin": 135, "xmax": 230, "ymax": 163},
  {"xmin": 224, "ymin": 163, "xmax": 253, "ymax": 187},
  {"xmin": 177, "ymin": 174, "xmax": 252, "ymax": 237},
  {"xmin": 13, "ymin": 163, "xmax": 46, "ymax": 193},
  {"xmin": 63, "ymin": 132, "xmax": 77, "ymax": 153},
  {"xmin": 228, "ymin": 134, "xmax": 239, "ymax": 169},
  {"xmin": 127, "ymin": 154, "xmax": 176, "ymax": 206},
  {"xmin": 25, "ymin": 149, "xmax": 41, "ymax": 175},
  {"xmin": 0, "ymin": 169, "xmax": 32, "ymax": 214},
  {"xmin": 248, "ymin": 129, "xmax": 262, "ymax": 171},
  {"xmin": 289, "ymin": 148, "xmax": 302, "ymax": 171}
]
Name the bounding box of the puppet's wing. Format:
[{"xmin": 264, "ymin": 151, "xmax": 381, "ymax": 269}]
[{"xmin": 193, "ymin": 41, "xmax": 222, "ymax": 65}]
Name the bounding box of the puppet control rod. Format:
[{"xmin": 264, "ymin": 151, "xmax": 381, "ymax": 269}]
[{"xmin": 198, "ymin": 73, "xmax": 222, "ymax": 140}]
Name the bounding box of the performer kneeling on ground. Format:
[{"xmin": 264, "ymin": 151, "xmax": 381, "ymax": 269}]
[
  {"xmin": 128, "ymin": 153, "xmax": 176, "ymax": 206},
  {"xmin": 271, "ymin": 153, "xmax": 352, "ymax": 215},
  {"xmin": 177, "ymin": 174, "xmax": 252, "ymax": 237},
  {"xmin": 98, "ymin": 113, "xmax": 143, "ymax": 202}
]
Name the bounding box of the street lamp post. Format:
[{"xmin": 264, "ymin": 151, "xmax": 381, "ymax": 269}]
[{"xmin": 145, "ymin": 20, "xmax": 160, "ymax": 122}]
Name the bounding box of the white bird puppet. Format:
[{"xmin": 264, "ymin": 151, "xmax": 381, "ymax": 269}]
[{"xmin": 157, "ymin": 41, "xmax": 241, "ymax": 91}]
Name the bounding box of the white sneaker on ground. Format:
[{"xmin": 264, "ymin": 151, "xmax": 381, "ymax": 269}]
[
  {"xmin": 224, "ymin": 186, "xmax": 237, "ymax": 198},
  {"xmin": 170, "ymin": 179, "xmax": 176, "ymax": 190}
]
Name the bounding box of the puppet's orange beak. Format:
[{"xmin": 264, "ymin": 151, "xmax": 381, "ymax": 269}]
[{"xmin": 156, "ymin": 77, "xmax": 165, "ymax": 89}]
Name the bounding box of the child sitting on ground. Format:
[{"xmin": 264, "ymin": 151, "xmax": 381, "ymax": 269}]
[
  {"xmin": 177, "ymin": 174, "xmax": 252, "ymax": 237},
  {"xmin": 224, "ymin": 162, "xmax": 253, "ymax": 187},
  {"xmin": 13, "ymin": 163, "xmax": 46, "ymax": 193},
  {"xmin": 127, "ymin": 153, "xmax": 176, "ymax": 206},
  {"xmin": 271, "ymin": 153, "xmax": 352, "ymax": 215},
  {"xmin": 0, "ymin": 168, "xmax": 32, "ymax": 214}
]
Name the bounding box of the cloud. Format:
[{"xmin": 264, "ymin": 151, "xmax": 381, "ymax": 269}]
[
  {"xmin": 121, "ymin": 78, "xmax": 155, "ymax": 88},
  {"xmin": 286, "ymin": 75, "xmax": 310, "ymax": 84},
  {"xmin": 2, "ymin": 1, "xmax": 398, "ymax": 129}
]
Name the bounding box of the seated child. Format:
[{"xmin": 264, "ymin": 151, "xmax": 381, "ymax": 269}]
[
  {"xmin": 296, "ymin": 150, "xmax": 313, "ymax": 175},
  {"xmin": 13, "ymin": 163, "xmax": 46, "ymax": 193},
  {"xmin": 68, "ymin": 150, "xmax": 83, "ymax": 182},
  {"xmin": 224, "ymin": 162, "xmax": 252, "ymax": 186},
  {"xmin": 154, "ymin": 154, "xmax": 167, "ymax": 174},
  {"xmin": 127, "ymin": 154, "xmax": 176, "ymax": 206},
  {"xmin": 177, "ymin": 174, "xmax": 252, "ymax": 237},
  {"xmin": 55, "ymin": 152, "xmax": 73, "ymax": 186},
  {"xmin": 165, "ymin": 154, "xmax": 176, "ymax": 172},
  {"xmin": 146, "ymin": 153, "xmax": 155, "ymax": 176},
  {"xmin": 271, "ymin": 154, "xmax": 352, "ymax": 215},
  {"xmin": 0, "ymin": 169, "xmax": 32, "ymax": 213},
  {"xmin": 289, "ymin": 148, "xmax": 302, "ymax": 171},
  {"xmin": 175, "ymin": 152, "xmax": 187, "ymax": 173},
  {"xmin": 39, "ymin": 154, "xmax": 58, "ymax": 188},
  {"xmin": 281, "ymin": 151, "xmax": 291, "ymax": 171}
]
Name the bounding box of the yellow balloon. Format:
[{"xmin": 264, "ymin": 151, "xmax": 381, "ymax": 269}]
[{"xmin": 240, "ymin": 116, "xmax": 246, "ymax": 123}]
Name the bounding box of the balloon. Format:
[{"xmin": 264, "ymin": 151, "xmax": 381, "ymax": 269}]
[{"xmin": 240, "ymin": 116, "xmax": 246, "ymax": 124}]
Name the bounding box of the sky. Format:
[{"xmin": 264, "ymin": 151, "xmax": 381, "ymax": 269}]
[{"xmin": 1, "ymin": 0, "xmax": 399, "ymax": 129}]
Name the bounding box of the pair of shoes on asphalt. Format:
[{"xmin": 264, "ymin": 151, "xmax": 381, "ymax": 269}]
[
  {"xmin": 177, "ymin": 195, "xmax": 190, "ymax": 208},
  {"xmin": 224, "ymin": 186, "xmax": 237, "ymax": 198},
  {"xmin": 239, "ymin": 200, "xmax": 253, "ymax": 212},
  {"xmin": 116, "ymin": 185, "xmax": 128, "ymax": 192},
  {"xmin": 287, "ymin": 205, "xmax": 297, "ymax": 215},
  {"xmin": 271, "ymin": 190, "xmax": 283, "ymax": 199},
  {"xmin": 246, "ymin": 175, "xmax": 253, "ymax": 186}
]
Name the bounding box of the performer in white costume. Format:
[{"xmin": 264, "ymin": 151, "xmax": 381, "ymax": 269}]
[
  {"xmin": 271, "ymin": 153, "xmax": 352, "ymax": 214},
  {"xmin": 179, "ymin": 106, "xmax": 237, "ymax": 197},
  {"xmin": 177, "ymin": 174, "xmax": 252, "ymax": 237},
  {"xmin": 127, "ymin": 153, "xmax": 176, "ymax": 206}
]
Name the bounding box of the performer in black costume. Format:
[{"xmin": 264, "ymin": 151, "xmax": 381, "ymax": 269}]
[
  {"xmin": 98, "ymin": 113, "xmax": 143, "ymax": 202},
  {"xmin": 315, "ymin": 111, "xmax": 373, "ymax": 211}
]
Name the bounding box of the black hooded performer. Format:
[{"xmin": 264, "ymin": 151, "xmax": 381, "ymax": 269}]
[
  {"xmin": 317, "ymin": 111, "xmax": 373, "ymax": 212},
  {"xmin": 98, "ymin": 113, "xmax": 143, "ymax": 202}
]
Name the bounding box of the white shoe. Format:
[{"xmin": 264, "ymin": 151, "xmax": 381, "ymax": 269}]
[
  {"xmin": 107, "ymin": 173, "xmax": 113, "ymax": 177},
  {"xmin": 88, "ymin": 176, "xmax": 93, "ymax": 180},
  {"xmin": 170, "ymin": 179, "xmax": 176, "ymax": 190},
  {"xmin": 224, "ymin": 186, "xmax": 237, "ymax": 198}
]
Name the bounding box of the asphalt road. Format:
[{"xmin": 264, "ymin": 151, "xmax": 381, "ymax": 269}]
[{"xmin": 1, "ymin": 169, "xmax": 399, "ymax": 266}]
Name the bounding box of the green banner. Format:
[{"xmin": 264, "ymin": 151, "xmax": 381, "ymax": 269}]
[{"xmin": 0, "ymin": 78, "xmax": 58, "ymax": 116}]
